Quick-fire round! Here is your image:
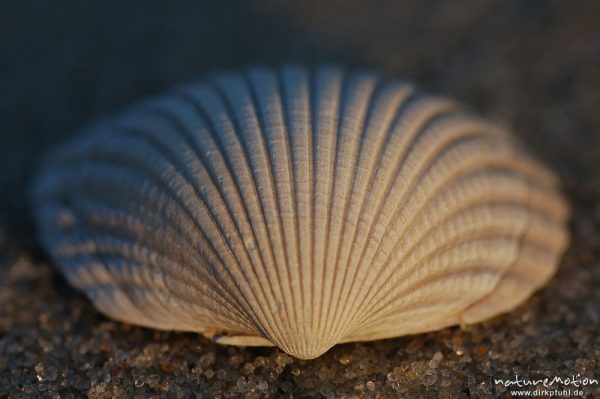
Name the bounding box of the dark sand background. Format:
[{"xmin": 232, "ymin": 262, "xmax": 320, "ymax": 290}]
[{"xmin": 1, "ymin": 1, "xmax": 599, "ymax": 397}]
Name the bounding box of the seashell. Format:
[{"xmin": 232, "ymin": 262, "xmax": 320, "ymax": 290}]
[{"xmin": 31, "ymin": 66, "xmax": 569, "ymax": 359}]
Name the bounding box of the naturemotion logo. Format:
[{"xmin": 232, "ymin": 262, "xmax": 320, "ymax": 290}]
[{"xmin": 494, "ymin": 373, "xmax": 598, "ymax": 397}]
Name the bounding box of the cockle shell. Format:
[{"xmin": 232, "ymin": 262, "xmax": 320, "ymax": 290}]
[{"xmin": 32, "ymin": 66, "xmax": 569, "ymax": 359}]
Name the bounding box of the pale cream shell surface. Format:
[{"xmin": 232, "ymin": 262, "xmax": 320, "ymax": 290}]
[{"xmin": 32, "ymin": 66, "xmax": 569, "ymax": 359}]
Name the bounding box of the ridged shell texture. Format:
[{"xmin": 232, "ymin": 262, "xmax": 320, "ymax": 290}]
[{"xmin": 32, "ymin": 66, "xmax": 569, "ymax": 359}]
